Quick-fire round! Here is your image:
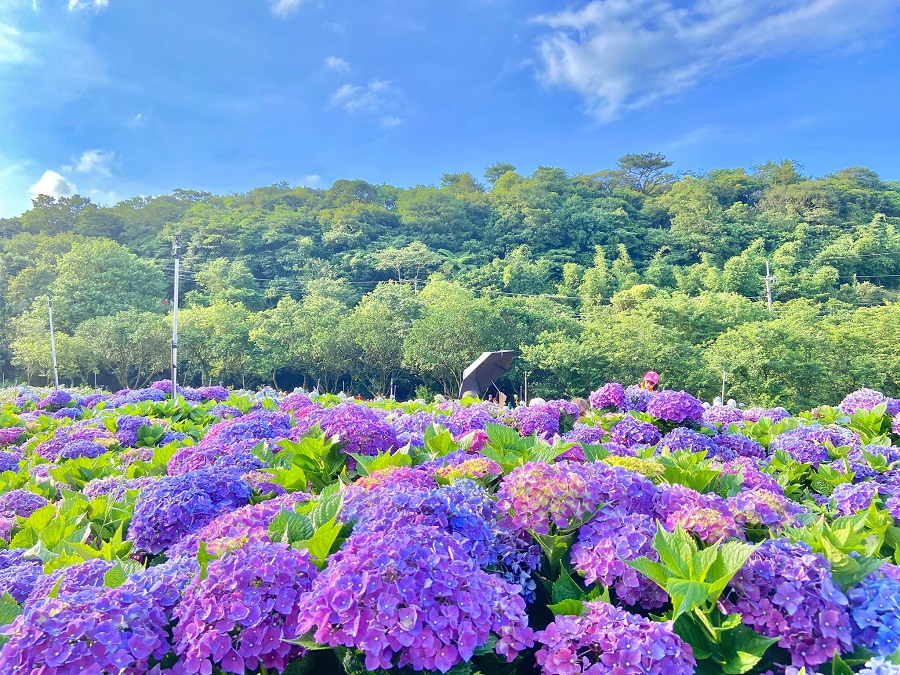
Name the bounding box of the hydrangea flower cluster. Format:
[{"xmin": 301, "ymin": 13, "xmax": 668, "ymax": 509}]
[
  {"xmin": 654, "ymin": 484, "xmax": 741, "ymax": 543},
  {"xmin": 609, "ymin": 415, "xmax": 662, "ymax": 447},
  {"xmin": 859, "ymin": 657, "xmax": 900, "ymax": 675},
  {"xmin": 847, "ymin": 570, "xmax": 900, "ymax": 656},
  {"xmin": 723, "ymin": 457, "xmax": 785, "ymax": 494},
  {"xmin": 208, "ymin": 403, "xmax": 242, "ymax": 418},
  {"xmin": 646, "ymin": 389, "xmax": 705, "ymax": 424},
  {"xmin": 743, "ymin": 407, "xmax": 791, "ymax": 423},
  {"xmin": 442, "ymin": 404, "xmax": 496, "ymax": 435},
  {"xmin": 0, "ymin": 549, "xmax": 43, "ymax": 602},
  {"xmin": 602, "ymin": 455, "xmax": 664, "ymax": 478},
  {"xmin": 0, "ymin": 450, "xmax": 22, "ymax": 473},
  {"xmin": 202, "ymin": 410, "xmax": 292, "ymax": 449},
  {"xmin": 294, "ymin": 403, "xmax": 398, "ymax": 456},
  {"xmin": 27, "ymin": 558, "xmax": 116, "ymax": 605},
  {"xmin": 589, "ymin": 383, "xmax": 628, "ymax": 410},
  {"xmin": 726, "ymin": 488, "xmax": 803, "ymax": 530},
  {"xmin": 839, "ymin": 388, "xmax": 889, "ymax": 416},
  {"xmin": 105, "ymin": 387, "xmax": 168, "ymax": 409},
  {"xmin": 81, "ymin": 475, "xmax": 157, "ymax": 501},
  {"xmin": 55, "ymin": 438, "xmax": 109, "ymax": 461},
  {"xmin": 624, "ymin": 384, "xmax": 653, "ymax": 412},
  {"xmin": 722, "ymin": 539, "xmax": 851, "ymax": 669},
  {"xmin": 769, "ymin": 427, "xmax": 831, "ymax": 466},
  {"xmin": 714, "ymin": 432, "xmax": 767, "ymax": 459},
  {"xmin": 173, "ymin": 542, "xmax": 318, "ymax": 674},
  {"xmin": 893, "ymin": 414, "xmax": 900, "ymax": 435},
  {"xmin": 504, "ymin": 403, "xmax": 562, "ymax": 440},
  {"xmin": 121, "ymin": 556, "xmax": 199, "ymax": 622},
  {"xmin": 296, "ymin": 525, "xmax": 534, "ymax": 672},
  {"xmin": 1, "ymin": 579, "xmax": 171, "ymax": 673},
  {"xmin": 572, "ymin": 508, "xmax": 667, "ymax": 609},
  {"xmin": 342, "ymin": 466, "xmax": 437, "ymax": 523},
  {"xmin": 389, "ymin": 410, "xmax": 444, "ymax": 447},
  {"xmin": 658, "ymin": 427, "xmax": 731, "ymax": 459},
  {"xmin": 115, "ymin": 415, "xmax": 155, "ymax": 447},
  {"xmin": 128, "ymin": 468, "xmax": 251, "ymax": 554},
  {"xmin": 435, "ymin": 456, "xmax": 502, "ymax": 482},
  {"xmin": 497, "ymin": 462, "xmax": 609, "ymax": 534},
  {"xmin": 0, "ymin": 427, "xmax": 25, "ymax": 446},
  {"xmin": 831, "ymin": 481, "xmax": 879, "ymax": 516},
  {"xmin": 278, "ymin": 391, "xmax": 317, "ymax": 414},
  {"xmin": 534, "ymin": 601, "xmax": 695, "ymax": 675},
  {"xmin": 36, "ymin": 389, "xmax": 73, "ymax": 410},
  {"xmin": 0, "ymin": 489, "xmax": 49, "ymax": 518},
  {"xmin": 702, "ymin": 405, "xmax": 744, "ymax": 428},
  {"xmin": 166, "ymin": 492, "xmax": 309, "ymax": 559},
  {"xmin": 563, "ymin": 423, "xmax": 606, "ymax": 446}
]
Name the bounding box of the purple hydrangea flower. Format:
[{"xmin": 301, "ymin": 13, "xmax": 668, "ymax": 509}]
[
  {"xmin": 388, "ymin": 410, "xmax": 445, "ymax": 447},
  {"xmin": 572, "ymin": 508, "xmax": 668, "ymax": 609},
  {"xmin": 624, "ymin": 384, "xmax": 653, "ymax": 412},
  {"xmin": 563, "ymin": 423, "xmax": 606, "ymax": 447},
  {"xmin": 658, "ymin": 427, "xmax": 733, "ymax": 459},
  {"xmin": 296, "ymin": 525, "xmax": 534, "ymax": 671},
  {"xmin": 278, "ymin": 391, "xmax": 317, "ymax": 414},
  {"xmin": 769, "ymin": 428, "xmax": 831, "ymax": 466},
  {"xmin": 609, "ymin": 415, "xmax": 662, "ymax": 447},
  {"xmin": 442, "ymin": 403, "xmax": 497, "ymax": 435},
  {"xmin": 859, "ymin": 657, "xmax": 900, "ymax": 675},
  {"xmin": 342, "ymin": 466, "xmax": 437, "ymax": 524},
  {"xmin": 714, "ymin": 433, "xmax": 767, "ymax": 460},
  {"xmin": 702, "ymin": 405, "xmax": 744, "ymax": 428},
  {"xmin": 173, "ymin": 542, "xmax": 318, "ymax": 674},
  {"xmin": 115, "ymin": 415, "xmax": 154, "ymax": 447},
  {"xmin": 589, "ymin": 383, "xmax": 627, "ymax": 411},
  {"xmin": 293, "ymin": 403, "xmax": 397, "ymax": 456},
  {"xmin": 654, "ymin": 484, "xmax": 741, "ymax": 543},
  {"xmin": 0, "ymin": 549, "xmax": 43, "ymax": 603},
  {"xmin": 0, "ymin": 489, "xmax": 49, "ymax": 518},
  {"xmin": 831, "ymin": 482, "xmax": 879, "ymax": 516},
  {"xmin": 208, "ymin": 403, "xmax": 242, "ymax": 419},
  {"xmin": 197, "ymin": 385, "xmax": 229, "ymax": 401},
  {"xmin": 159, "ymin": 431, "xmax": 190, "ymax": 445},
  {"xmin": 893, "ymin": 415, "xmax": 900, "ymax": 436},
  {"xmin": 0, "ymin": 427, "xmax": 24, "ymax": 447},
  {"xmin": 504, "ymin": 404, "xmax": 563, "ymax": 440},
  {"xmin": 36, "ymin": 389, "xmax": 73, "ymax": 410},
  {"xmin": 726, "ymin": 488, "xmax": 803, "ymax": 530},
  {"xmin": 743, "ymin": 407, "xmax": 791, "ymax": 423},
  {"xmin": 534, "ymin": 601, "xmax": 695, "ymax": 675},
  {"xmin": 646, "ymin": 389, "xmax": 705, "ymax": 424},
  {"xmin": 839, "ymin": 388, "xmax": 889, "ymax": 416},
  {"xmin": 722, "ymin": 457, "xmax": 785, "ymax": 494},
  {"xmin": 55, "ymin": 439, "xmax": 108, "ymax": 462},
  {"xmin": 0, "ymin": 450, "xmax": 22, "ymax": 473},
  {"xmin": 722, "ymin": 539, "xmax": 851, "ymax": 669},
  {"xmin": 81, "ymin": 476, "xmax": 158, "ymax": 501},
  {"xmin": 127, "ymin": 468, "xmax": 251, "ymax": 555},
  {"xmin": 27, "ymin": 558, "xmax": 116, "ymax": 605}
]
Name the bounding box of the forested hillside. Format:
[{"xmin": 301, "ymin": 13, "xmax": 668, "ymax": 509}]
[{"xmin": 2, "ymin": 154, "xmax": 899, "ymax": 408}]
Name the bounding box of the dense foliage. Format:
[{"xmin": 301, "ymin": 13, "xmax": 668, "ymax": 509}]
[
  {"xmin": 2, "ymin": 156, "xmax": 900, "ymax": 407},
  {"xmin": 1, "ymin": 381, "xmax": 900, "ymax": 674}
]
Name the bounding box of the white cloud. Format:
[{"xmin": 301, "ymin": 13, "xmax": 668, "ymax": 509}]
[
  {"xmin": 0, "ymin": 23, "xmax": 32, "ymax": 65},
  {"xmin": 380, "ymin": 116, "xmax": 403, "ymax": 128},
  {"xmin": 330, "ymin": 80, "xmax": 396, "ymax": 114},
  {"xmin": 74, "ymin": 149, "xmax": 115, "ymax": 176},
  {"xmin": 270, "ymin": 0, "xmax": 305, "ymax": 18},
  {"xmin": 324, "ymin": 55, "xmax": 350, "ymax": 72},
  {"xmin": 29, "ymin": 170, "xmax": 77, "ymax": 199},
  {"xmin": 67, "ymin": 0, "xmax": 109, "ymax": 12},
  {"xmin": 533, "ymin": 0, "xmax": 900, "ymax": 121},
  {"xmin": 87, "ymin": 188, "xmax": 118, "ymax": 205},
  {"xmin": 130, "ymin": 113, "xmax": 142, "ymax": 126},
  {"xmin": 300, "ymin": 174, "xmax": 321, "ymax": 187}
]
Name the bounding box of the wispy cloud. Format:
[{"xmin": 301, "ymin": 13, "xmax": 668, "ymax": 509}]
[
  {"xmin": 29, "ymin": 170, "xmax": 77, "ymax": 199},
  {"xmin": 380, "ymin": 116, "xmax": 403, "ymax": 128},
  {"xmin": 74, "ymin": 149, "xmax": 116, "ymax": 176},
  {"xmin": 0, "ymin": 22, "xmax": 33, "ymax": 65},
  {"xmin": 67, "ymin": 0, "xmax": 109, "ymax": 12},
  {"xmin": 330, "ymin": 80, "xmax": 397, "ymax": 114},
  {"xmin": 533, "ymin": 0, "xmax": 900, "ymax": 121},
  {"xmin": 300, "ymin": 174, "xmax": 321, "ymax": 187},
  {"xmin": 324, "ymin": 55, "xmax": 350, "ymax": 72},
  {"xmin": 270, "ymin": 0, "xmax": 305, "ymax": 18}
]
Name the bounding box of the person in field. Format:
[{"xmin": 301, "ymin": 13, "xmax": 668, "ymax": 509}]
[{"xmin": 639, "ymin": 371, "xmax": 659, "ymax": 392}]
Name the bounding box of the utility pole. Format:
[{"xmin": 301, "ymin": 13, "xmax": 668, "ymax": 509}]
[
  {"xmin": 721, "ymin": 369, "xmax": 726, "ymax": 404},
  {"xmin": 764, "ymin": 260, "xmax": 776, "ymax": 313},
  {"xmin": 171, "ymin": 234, "xmax": 181, "ymax": 397},
  {"xmin": 47, "ymin": 294, "xmax": 59, "ymax": 390},
  {"xmin": 524, "ymin": 371, "xmax": 529, "ymax": 406}
]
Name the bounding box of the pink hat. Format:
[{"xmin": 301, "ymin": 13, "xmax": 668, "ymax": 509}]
[{"xmin": 644, "ymin": 371, "xmax": 659, "ymax": 384}]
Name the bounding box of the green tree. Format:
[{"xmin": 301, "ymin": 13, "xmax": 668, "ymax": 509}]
[{"xmin": 76, "ymin": 310, "xmax": 169, "ymax": 389}]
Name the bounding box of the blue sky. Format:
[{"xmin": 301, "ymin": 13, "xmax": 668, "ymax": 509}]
[{"xmin": 1, "ymin": 0, "xmax": 899, "ymax": 217}]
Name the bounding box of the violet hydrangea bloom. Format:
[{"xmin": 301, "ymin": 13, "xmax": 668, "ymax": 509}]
[
  {"xmin": 173, "ymin": 542, "xmax": 318, "ymax": 674},
  {"xmin": 81, "ymin": 475, "xmax": 158, "ymax": 502},
  {"xmin": 589, "ymin": 382, "xmax": 628, "ymax": 411},
  {"xmin": 278, "ymin": 391, "xmax": 317, "ymax": 414},
  {"xmin": 197, "ymin": 385, "xmax": 229, "ymax": 401},
  {"xmin": 722, "ymin": 538, "xmax": 851, "ymax": 669},
  {"xmin": 646, "ymin": 389, "xmax": 705, "ymax": 424},
  {"xmin": 0, "ymin": 450, "xmax": 22, "ymax": 473},
  {"xmin": 37, "ymin": 389, "xmax": 73, "ymax": 410},
  {"xmin": 609, "ymin": 415, "xmax": 661, "ymax": 447},
  {"xmin": 847, "ymin": 570, "xmax": 900, "ymax": 656},
  {"xmin": 658, "ymin": 427, "xmax": 733, "ymax": 459},
  {"xmin": 534, "ymin": 601, "xmax": 695, "ymax": 675},
  {"xmin": 714, "ymin": 433, "xmax": 766, "ymax": 460},
  {"xmin": 743, "ymin": 407, "xmax": 791, "ymax": 423},
  {"xmin": 726, "ymin": 488, "xmax": 803, "ymax": 530},
  {"xmin": 831, "ymin": 481, "xmax": 879, "ymax": 516},
  {"xmin": 0, "ymin": 427, "xmax": 25, "ymax": 446},
  {"xmin": 294, "ymin": 403, "xmax": 398, "ymax": 456},
  {"xmin": 0, "ymin": 489, "xmax": 49, "ymax": 518},
  {"xmin": 26, "ymin": 558, "xmax": 116, "ymax": 606},
  {"xmin": 702, "ymin": 404, "xmax": 744, "ymax": 428},
  {"xmin": 571, "ymin": 508, "xmax": 668, "ymax": 609},
  {"xmin": 839, "ymin": 388, "xmax": 889, "ymax": 416},
  {"xmin": 504, "ymin": 403, "xmax": 562, "ymax": 440},
  {"xmin": 296, "ymin": 525, "xmax": 534, "ymax": 672},
  {"xmin": 624, "ymin": 384, "xmax": 653, "ymax": 412},
  {"xmin": 0, "ymin": 549, "xmax": 43, "ymax": 603},
  {"xmin": 769, "ymin": 428, "xmax": 830, "ymax": 466},
  {"xmin": 654, "ymin": 484, "xmax": 741, "ymax": 544},
  {"xmin": 127, "ymin": 468, "xmax": 251, "ymax": 555},
  {"xmin": 55, "ymin": 439, "xmax": 108, "ymax": 462},
  {"xmin": 435, "ymin": 456, "xmax": 503, "ymax": 482},
  {"xmin": 114, "ymin": 415, "xmax": 154, "ymax": 447}
]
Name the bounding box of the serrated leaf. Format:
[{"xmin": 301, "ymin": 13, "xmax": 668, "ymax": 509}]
[
  {"xmin": 548, "ymin": 598, "xmax": 586, "ymax": 616},
  {"xmin": 103, "ymin": 564, "xmax": 127, "ymax": 588},
  {"xmin": 533, "ymin": 532, "xmax": 575, "ymax": 572},
  {"xmin": 551, "ymin": 566, "xmax": 584, "ymax": 603},
  {"xmin": 668, "ymin": 579, "xmax": 709, "ymax": 619},
  {"xmin": 310, "ymin": 492, "xmax": 342, "ymax": 529},
  {"xmin": 293, "ymin": 517, "xmax": 342, "ymax": 569},
  {"xmin": 0, "ymin": 593, "xmax": 22, "ymax": 627},
  {"xmin": 285, "ymin": 632, "xmax": 333, "ymax": 650}
]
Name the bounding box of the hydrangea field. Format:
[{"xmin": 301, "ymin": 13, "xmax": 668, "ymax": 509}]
[{"xmin": 1, "ymin": 381, "xmax": 900, "ymax": 674}]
